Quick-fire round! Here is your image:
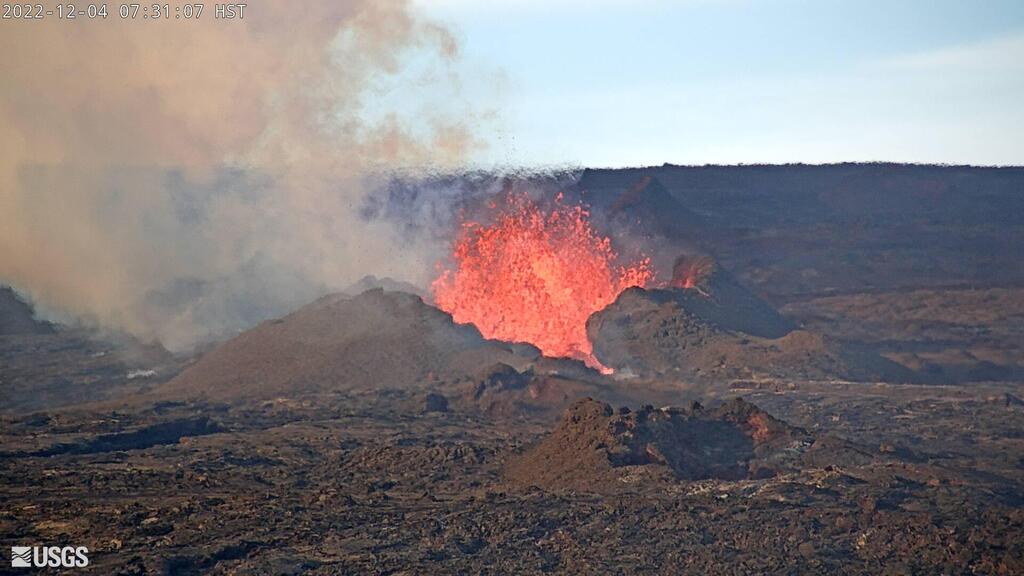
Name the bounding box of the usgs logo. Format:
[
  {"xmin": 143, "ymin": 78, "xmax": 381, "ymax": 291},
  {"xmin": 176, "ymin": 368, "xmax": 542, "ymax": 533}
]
[{"xmin": 11, "ymin": 546, "xmax": 89, "ymax": 568}]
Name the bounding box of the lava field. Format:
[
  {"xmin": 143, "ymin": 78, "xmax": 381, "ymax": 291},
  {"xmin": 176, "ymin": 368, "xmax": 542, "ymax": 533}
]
[{"xmin": 3, "ymin": 165, "xmax": 1024, "ymax": 574}]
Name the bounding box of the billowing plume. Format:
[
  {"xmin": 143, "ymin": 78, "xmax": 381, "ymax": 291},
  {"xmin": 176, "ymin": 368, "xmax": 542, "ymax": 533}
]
[{"xmin": 0, "ymin": 1, "xmax": 493, "ymax": 350}]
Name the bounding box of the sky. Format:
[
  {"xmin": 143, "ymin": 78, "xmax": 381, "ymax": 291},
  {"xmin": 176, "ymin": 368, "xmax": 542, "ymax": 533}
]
[{"xmin": 415, "ymin": 0, "xmax": 1024, "ymax": 167}]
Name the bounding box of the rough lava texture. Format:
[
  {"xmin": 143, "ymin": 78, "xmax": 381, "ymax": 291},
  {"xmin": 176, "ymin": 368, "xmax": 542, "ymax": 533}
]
[
  {"xmin": 505, "ymin": 398, "xmax": 816, "ymax": 493},
  {"xmin": 3, "ymin": 380, "xmax": 1024, "ymax": 574}
]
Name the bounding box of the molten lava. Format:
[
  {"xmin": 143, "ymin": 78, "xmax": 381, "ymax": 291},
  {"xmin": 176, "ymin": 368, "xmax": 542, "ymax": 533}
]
[{"xmin": 432, "ymin": 193, "xmax": 652, "ymax": 371}]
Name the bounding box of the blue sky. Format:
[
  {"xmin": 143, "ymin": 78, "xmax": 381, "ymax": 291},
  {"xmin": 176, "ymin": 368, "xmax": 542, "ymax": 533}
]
[{"xmin": 415, "ymin": 0, "xmax": 1024, "ymax": 167}]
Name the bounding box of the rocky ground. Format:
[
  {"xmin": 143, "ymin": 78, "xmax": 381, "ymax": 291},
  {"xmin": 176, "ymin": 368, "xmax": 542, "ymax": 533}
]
[
  {"xmin": 781, "ymin": 287, "xmax": 1024, "ymax": 383},
  {"xmin": 2, "ymin": 378, "xmax": 1023, "ymax": 575}
]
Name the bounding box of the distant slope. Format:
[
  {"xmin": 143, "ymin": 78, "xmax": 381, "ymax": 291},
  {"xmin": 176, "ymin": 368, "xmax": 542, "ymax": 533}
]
[
  {"xmin": 587, "ymin": 261, "xmax": 914, "ymax": 383},
  {"xmin": 1, "ymin": 286, "xmax": 178, "ymax": 413},
  {"xmin": 577, "ymin": 164, "xmax": 1024, "ymax": 300},
  {"xmin": 574, "ymin": 174, "xmax": 705, "ymax": 241},
  {"xmin": 0, "ymin": 286, "xmax": 53, "ymax": 335}
]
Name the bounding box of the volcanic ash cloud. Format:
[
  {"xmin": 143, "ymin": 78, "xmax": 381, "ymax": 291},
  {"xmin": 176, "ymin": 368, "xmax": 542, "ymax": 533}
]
[{"xmin": 0, "ymin": 0, "xmax": 495, "ymax": 351}]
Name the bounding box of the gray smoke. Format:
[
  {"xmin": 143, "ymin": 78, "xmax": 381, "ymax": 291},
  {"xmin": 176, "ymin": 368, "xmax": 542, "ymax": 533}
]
[{"xmin": 0, "ymin": 1, "xmax": 495, "ymax": 351}]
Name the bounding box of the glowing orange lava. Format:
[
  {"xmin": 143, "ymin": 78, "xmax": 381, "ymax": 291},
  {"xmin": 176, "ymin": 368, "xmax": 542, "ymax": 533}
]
[{"xmin": 432, "ymin": 193, "xmax": 652, "ymax": 371}]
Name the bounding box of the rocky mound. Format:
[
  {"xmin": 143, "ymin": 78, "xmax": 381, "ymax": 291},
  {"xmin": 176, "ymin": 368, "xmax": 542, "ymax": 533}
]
[
  {"xmin": 504, "ymin": 398, "xmax": 813, "ymax": 493},
  {"xmin": 587, "ymin": 267, "xmax": 913, "ymax": 382},
  {"xmin": 158, "ymin": 289, "xmax": 548, "ymax": 401}
]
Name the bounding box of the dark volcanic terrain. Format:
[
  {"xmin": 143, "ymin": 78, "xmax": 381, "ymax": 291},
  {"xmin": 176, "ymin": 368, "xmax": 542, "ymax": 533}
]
[
  {"xmin": 2, "ymin": 381, "xmax": 1023, "ymax": 574},
  {"xmin": 0, "ymin": 288, "xmax": 180, "ymax": 413},
  {"xmin": 3, "ymin": 164, "xmax": 1024, "ymax": 574}
]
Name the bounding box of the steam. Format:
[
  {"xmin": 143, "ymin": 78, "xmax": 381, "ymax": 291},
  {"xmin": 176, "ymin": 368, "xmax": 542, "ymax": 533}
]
[{"xmin": 0, "ymin": 1, "xmax": 493, "ymax": 351}]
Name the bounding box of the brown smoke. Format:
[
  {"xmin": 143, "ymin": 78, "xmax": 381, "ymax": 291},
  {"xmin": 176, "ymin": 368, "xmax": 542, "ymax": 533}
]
[{"xmin": 0, "ymin": 1, "xmax": 492, "ymax": 350}]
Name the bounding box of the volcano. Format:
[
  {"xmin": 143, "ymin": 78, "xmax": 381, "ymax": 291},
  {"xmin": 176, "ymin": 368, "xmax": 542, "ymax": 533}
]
[
  {"xmin": 156, "ymin": 287, "xmax": 656, "ymax": 417},
  {"xmin": 160, "ymin": 257, "xmax": 914, "ymax": 408}
]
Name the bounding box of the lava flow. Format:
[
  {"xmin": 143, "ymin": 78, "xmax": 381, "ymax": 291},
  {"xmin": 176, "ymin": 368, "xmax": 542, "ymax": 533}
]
[{"xmin": 432, "ymin": 193, "xmax": 652, "ymax": 371}]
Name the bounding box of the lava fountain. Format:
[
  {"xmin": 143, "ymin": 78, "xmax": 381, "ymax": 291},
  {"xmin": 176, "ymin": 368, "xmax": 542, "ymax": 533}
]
[{"xmin": 432, "ymin": 193, "xmax": 652, "ymax": 371}]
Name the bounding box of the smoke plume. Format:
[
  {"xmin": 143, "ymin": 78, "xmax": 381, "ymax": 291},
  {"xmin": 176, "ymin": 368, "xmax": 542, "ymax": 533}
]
[{"xmin": 0, "ymin": 1, "xmax": 492, "ymax": 350}]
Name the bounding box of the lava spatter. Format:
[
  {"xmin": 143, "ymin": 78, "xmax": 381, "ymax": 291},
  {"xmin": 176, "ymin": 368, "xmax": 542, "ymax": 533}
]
[{"xmin": 432, "ymin": 193, "xmax": 651, "ymax": 371}]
